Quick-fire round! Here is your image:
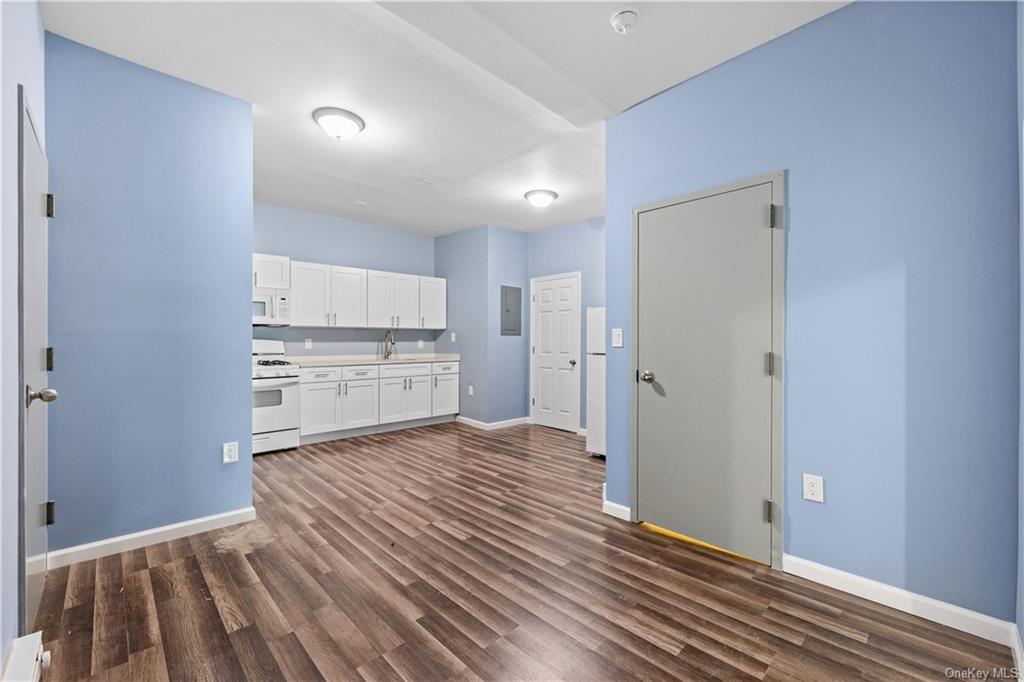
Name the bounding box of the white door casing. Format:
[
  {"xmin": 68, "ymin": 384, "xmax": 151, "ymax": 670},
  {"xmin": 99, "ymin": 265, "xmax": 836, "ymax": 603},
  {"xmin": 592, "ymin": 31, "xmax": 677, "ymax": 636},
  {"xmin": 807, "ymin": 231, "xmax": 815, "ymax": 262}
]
[{"xmin": 530, "ymin": 272, "xmax": 581, "ymax": 432}]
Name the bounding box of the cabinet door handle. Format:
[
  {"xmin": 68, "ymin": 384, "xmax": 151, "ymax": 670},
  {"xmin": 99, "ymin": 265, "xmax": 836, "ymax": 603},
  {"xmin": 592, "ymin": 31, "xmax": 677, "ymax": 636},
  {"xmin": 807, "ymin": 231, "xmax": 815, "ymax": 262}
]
[
  {"xmin": 434, "ymin": 376, "xmax": 438, "ymax": 388},
  {"xmin": 343, "ymin": 382, "xmax": 348, "ymax": 396},
  {"xmin": 333, "ymin": 312, "xmax": 337, "ymax": 325},
  {"xmin": 254, "ymin": 272, "xmax": 258, "ymax": 287},
  {"xmin": 422, "ymin": 316, "xmax": 425, "ymax": 328},
  {"xmin": 397, "ymin": 315, "xmax": 401, "ymax": 327}
]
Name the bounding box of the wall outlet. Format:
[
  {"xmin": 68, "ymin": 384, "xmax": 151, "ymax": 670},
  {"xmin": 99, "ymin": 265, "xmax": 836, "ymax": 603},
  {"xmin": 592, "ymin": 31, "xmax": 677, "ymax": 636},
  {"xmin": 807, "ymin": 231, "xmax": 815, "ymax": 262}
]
[
  {"xmin": 802, "ymin": 473, "xmax": 824, "ymax": 503},
  {"xmin": 304, "ymin": 338, "xmax": 312, "ymax": 349},
  {"xmin": 467, "ymin": 384, "xmax": 474, "ymax": 396},
  {"xmin": 417, "ymin": 339, "xmax": 424, "ymax": 349},
  {"xmin": 450, "ymin": 331, "xmax": 457, "ymax": 343},
  {"xmin": 611, "ymin": 328, "xmax": 623, "ymax": 348},
  {"xmin": 223, "ymin": 441, "xmax": 239, "ymax": 464}
]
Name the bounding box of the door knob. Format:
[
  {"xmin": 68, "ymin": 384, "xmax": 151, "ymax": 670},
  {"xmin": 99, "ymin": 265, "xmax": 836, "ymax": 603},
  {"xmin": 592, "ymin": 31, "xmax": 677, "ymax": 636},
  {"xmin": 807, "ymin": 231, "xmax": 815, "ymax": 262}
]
[
  {"xmin": 569, "ymin": 359, "xmax": 576, "ymax": 367},
  {"xmin": 640, "ymin": 371, "xmax": 655, "ymax": 383},
  {"xmin": 26, "ymin": 385, "xmax": 58, "ymax": 407}
]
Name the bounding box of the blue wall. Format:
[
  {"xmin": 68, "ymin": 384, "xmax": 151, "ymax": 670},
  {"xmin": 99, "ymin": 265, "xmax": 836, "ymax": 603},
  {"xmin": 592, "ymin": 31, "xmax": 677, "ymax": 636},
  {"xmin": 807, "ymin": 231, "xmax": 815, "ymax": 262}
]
[
  {"xmin": 46, "ymin": 35, "xmax": 254, "ymax": 549},
  {"xmin": 254, "ymin": 203, "xmax": 435, "ymax": 275},
  {"xmin": 488, "ymin": 226, "xmax": 529, "ymax": 422},
  {"xmin": 606, "ymin": 1, "xmax": 1019, "ymax": 620},
  {"xmin": 1, "ymin": 0, "xmax": 45, "ymax": 649},
  {"xmin": 435, "ymin": 227, "xmax": 490, "ymax": 422},
  {"xmin": 528, "ymin": 218, "xmax": 605, "ymax": 427},
  {"xmin": 253, "ymin": 203, "xmax": 438, "ymax": 356}
]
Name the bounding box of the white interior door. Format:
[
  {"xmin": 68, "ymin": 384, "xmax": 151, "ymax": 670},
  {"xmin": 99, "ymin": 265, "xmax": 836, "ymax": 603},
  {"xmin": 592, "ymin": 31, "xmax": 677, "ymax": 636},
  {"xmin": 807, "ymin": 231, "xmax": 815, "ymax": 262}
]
[
  {"xmin": 291, "ymin": 261, "xmax": 331, "ymax": 326},
  {"xmin": 530, "ymin": 273, "xmax": 581, "ymax": 432},
  {"xmin": 20, "ymin": 88, "xmax": 52, "ymax": 633},
  {"xmin": 331, "ymin": 266, "xmax": 367, "ymax": 327}
]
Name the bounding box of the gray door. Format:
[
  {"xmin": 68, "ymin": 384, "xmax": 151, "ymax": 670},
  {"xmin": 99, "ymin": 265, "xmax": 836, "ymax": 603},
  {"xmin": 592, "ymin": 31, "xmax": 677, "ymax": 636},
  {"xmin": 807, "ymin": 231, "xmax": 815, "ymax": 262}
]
[
  {"xmin": 636, "ymin": 179, "xmax": 776, "ymax": 564},
  {"xmin": 20, "ymin": 87, "xmax": 54, "ymax": 632}
]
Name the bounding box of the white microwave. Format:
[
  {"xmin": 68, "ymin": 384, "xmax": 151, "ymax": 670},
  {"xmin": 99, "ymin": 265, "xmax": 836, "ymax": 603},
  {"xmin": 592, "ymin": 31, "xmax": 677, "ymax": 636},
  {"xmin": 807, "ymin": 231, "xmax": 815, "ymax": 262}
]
[{"xmin": 253, "ymin": 288, "xmax": 290, "ymax": 326}]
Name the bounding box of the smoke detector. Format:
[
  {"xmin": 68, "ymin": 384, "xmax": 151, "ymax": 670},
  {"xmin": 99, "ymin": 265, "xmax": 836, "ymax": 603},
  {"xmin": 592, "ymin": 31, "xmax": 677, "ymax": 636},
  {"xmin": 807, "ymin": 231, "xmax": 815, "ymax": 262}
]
[{"xmin": 610, "ymin": 7, "xmax": 639, "ymax": 35}]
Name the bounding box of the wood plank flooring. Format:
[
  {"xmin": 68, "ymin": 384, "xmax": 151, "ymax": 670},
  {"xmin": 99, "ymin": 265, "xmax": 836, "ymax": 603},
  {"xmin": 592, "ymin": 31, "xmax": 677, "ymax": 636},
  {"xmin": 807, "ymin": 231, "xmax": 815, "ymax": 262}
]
[{"xmin": 36, "ymin": 423, "xmax": 1013, "ymax": 681}]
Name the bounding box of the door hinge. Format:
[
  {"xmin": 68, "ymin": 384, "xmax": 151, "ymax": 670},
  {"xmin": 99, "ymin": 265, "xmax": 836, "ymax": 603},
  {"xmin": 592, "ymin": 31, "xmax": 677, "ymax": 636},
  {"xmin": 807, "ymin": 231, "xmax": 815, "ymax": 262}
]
[
  {"xmin": 765, "ymin": 352, "xmax": 777, "ymax": 377},
  {"xmin": 531, "ymin": 397, "xmax": 535, "ymax": 406},
  {"xmin": 45, "ymin": 500, "xmax": 55, "ymax": 526},
  {"xmin": 45, "ymin": 347, "xmax": 54, "ymax": 372},
  {"xmin": 635, "ymin": 368, "xmax": 640, "ymax": 383},
  {"xmin": 46, "ymin": 194, "xmax": 55, "ymax": 219},
  {"xmin": 768, "ymin": 204, "xmax": 777, "ymax": 229},
  {"xmin": 764, "ymin": 499, "xmax": 773, "ymax": 523}
]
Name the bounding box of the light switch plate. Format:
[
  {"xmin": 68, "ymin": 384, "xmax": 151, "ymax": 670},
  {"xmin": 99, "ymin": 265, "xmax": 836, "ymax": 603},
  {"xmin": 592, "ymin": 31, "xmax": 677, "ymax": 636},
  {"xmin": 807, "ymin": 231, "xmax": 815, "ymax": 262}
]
[
  {"xmin": 451, "ymin": 331, "xmax": 457, "ymax": 343},
  {"xmin": 223, "ymin": 441, "xmax": 239, "ymax": 464},
  {"xmin": 802, "ymin": 474, "xmax": 824, "ymax": 503},
  {"xmin": 467, "ymin": 384, "xmax": 474, "ymax": 396},
  {"xmin": 611, "ymin": 328, "xmax": 624, "ymax": 348},
  {"xmin": 304, "ymin": 338, "xmax": 312, "ymax": 349}
]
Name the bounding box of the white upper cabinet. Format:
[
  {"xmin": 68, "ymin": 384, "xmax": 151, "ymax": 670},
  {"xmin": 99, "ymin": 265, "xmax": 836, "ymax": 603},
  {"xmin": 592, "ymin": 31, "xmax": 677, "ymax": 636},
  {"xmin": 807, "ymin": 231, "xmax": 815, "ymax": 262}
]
[
  {"xmin": 291, "ymin": 261, "xmax": 331, "ymax": 326},
  {"xmin": 367, "ymin": 271, "xmax": 420, "ymax": 328},
  {"xmin": 394, "ymin": 274, "xmax": 419, "ymax": 328},
  {"xmin": 275, "ymin": 255, "xmax": 446, "ymax": 329},
  {"xmin": 419, "ymin": 276, "xmax": 447, "ymax": 329},
  {"xmin": 367, "ymin": 270, "xmax": 396, "ymax": 327},
  {"xmin": 253, "ymin": 253, "xmax": 290, "ymax": 290},
  {"xmin": 331, "ymin": 267, "xmax": 367, "ymax": 327}
]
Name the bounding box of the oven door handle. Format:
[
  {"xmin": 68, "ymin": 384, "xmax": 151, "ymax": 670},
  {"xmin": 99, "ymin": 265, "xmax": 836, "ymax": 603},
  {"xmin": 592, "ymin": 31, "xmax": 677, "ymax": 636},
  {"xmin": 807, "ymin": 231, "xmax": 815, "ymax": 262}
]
[{"xmin": 252, "ymin": 377, "xmax": 299, "ymax": 389}]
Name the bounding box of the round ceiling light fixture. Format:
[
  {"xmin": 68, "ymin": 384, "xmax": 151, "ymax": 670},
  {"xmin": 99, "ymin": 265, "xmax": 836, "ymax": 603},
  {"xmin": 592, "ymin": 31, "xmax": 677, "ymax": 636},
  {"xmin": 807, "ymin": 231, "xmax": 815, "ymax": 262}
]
[
  {"xmin": 610, "ymin": 7, "xmax": 639, "ymax": 34},
  {"xmin": 312, "ymin": 107, "xmax": 365, "ymax": 141},
  {"xmin": 524, "ymin": 189, "xmax": 558, "ymax": 209}
]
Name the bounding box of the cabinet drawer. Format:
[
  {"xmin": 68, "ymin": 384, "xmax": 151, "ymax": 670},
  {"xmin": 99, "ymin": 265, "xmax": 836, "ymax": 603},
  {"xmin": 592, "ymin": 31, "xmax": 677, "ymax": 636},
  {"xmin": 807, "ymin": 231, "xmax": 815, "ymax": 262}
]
[
  {"xmin": 379, "ymin": 363, "xmax": 431, "ymax": 378},
  {"xmin": 342, "ymin": 365, "xmax": 379, "ymax": 380},
  {"xmin": 432, "ymin": 361, "xmax": 459, "ymax": 375},
  {"xmin": 300, "ymin": 367, "xmax": 341, "ymax": 383}
]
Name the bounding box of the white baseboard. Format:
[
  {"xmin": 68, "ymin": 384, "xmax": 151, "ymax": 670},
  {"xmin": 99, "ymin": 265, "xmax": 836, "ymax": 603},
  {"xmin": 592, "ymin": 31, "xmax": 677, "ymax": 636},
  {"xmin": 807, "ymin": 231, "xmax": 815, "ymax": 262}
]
[
  {"xmin": 1011, "ymin": 624, "xmax": 1022, "ymax": 673},
  {"xmin": 456, "ymin": 416, "xmax": 529, "ymax": 431},
  {"xmin": 47, "ymin": 506, "xmax": 256, "ymax": 569},
  {"xmin": 783, "ymin": 554, "xmax": 1017, "ymax": 648},
  {"xmin": 601, "ymin": 483, "xmax": 631, "ymax": 521},
  {"xmin": 1, "ymin": 631, "xmax": 42, "ymax": 682}
]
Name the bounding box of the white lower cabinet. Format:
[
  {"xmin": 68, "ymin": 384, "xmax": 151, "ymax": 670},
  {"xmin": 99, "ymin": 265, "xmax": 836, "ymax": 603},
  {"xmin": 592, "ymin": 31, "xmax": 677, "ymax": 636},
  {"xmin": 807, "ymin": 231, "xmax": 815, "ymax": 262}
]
[
  {"xmin": 380, "ymin": 376, "xmax": 431, "ymax": 424},
  {"xmin": 378, "ymin": 378, "xmax": 406, "ymax": 424},
  {"xmin": 432, "ymin": 373, "xmax": 459, "ymax": 416},
  {"xmin": 301, "ymin": 361, "xmax": 459, "ymax": 436},
  {"xmin": 300, "ymin": 381, "xmax": 342, "ymax": 435},
  {"xmin": 341, "ymin": 379, "xmax": 378, "ymax": 429}
]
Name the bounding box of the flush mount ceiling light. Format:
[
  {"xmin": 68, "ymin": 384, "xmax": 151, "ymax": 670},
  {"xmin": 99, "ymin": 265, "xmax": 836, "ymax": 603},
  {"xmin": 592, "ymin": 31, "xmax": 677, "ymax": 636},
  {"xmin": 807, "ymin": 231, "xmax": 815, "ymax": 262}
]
[
  {"xmin": 312, "ymin": 107, "xmax": 365, "ymax": 141},
  {"xmin": 524, "ymin": 189, "xmax": 558, "ymax": 209},
  {"xmin": 610, "ymin": 7, "xmax": 639, "ymax": 34}
]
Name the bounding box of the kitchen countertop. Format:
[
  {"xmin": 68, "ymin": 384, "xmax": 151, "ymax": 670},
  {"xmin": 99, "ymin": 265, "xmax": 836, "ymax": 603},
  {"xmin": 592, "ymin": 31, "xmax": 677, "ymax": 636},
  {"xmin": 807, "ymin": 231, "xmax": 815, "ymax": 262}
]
[{"xmin": 287, "ymin": 353, "xmax": 460, "ymax": 368}]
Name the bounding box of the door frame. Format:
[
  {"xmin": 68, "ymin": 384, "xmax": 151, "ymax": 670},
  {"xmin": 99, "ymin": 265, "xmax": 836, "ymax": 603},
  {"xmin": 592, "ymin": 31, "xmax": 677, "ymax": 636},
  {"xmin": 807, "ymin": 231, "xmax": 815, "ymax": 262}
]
[
  {"xmin": 629, "ymin": 170, "xmax": 786, "ymax": 570},
  {"xmin": 528, "ymin": 271, "xmax": 582, "ymax": 431}
]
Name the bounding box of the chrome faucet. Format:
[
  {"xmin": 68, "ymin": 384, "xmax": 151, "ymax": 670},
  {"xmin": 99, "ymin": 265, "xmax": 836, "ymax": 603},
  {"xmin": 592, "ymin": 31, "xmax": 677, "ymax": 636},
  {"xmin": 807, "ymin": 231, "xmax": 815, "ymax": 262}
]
[{"xmin": 383, "ymin": 329, "xmax": 396, "ymax": 360}]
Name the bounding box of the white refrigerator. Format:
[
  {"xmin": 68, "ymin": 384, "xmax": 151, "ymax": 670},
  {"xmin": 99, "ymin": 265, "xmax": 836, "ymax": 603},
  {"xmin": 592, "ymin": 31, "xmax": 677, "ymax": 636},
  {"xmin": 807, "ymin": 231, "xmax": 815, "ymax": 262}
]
[{"xmin": 586, "ymin": 307, "xmax": 606, "ymax": 456}]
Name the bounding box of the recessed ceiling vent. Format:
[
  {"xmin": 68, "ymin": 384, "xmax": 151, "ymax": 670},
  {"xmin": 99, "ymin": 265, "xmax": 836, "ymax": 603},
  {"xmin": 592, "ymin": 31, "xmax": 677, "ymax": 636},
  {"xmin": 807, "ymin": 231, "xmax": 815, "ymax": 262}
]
[{"xmin": 610, "ymin": 7, "xmax": 639, "ymax": 35}]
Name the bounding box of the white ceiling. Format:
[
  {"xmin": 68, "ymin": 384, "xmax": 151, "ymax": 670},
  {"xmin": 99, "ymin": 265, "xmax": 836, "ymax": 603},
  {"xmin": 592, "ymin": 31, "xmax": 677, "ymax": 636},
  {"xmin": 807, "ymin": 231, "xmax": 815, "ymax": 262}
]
[{"xmin": 41, "ymin": 1, "xmax": 843, "ymax": 236}]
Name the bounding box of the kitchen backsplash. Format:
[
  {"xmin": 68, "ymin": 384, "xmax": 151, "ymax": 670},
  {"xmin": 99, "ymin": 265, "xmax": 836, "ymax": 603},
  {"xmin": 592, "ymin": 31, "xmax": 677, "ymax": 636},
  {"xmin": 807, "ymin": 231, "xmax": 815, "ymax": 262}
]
[{"xmin": 252, "ymin": 326, "xmax": 441, "ymax": 357}]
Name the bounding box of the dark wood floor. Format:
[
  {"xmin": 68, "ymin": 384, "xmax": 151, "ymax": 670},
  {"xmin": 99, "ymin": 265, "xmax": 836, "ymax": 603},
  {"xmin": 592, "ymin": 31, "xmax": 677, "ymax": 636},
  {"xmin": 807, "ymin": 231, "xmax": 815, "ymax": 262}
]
[{"xmin": 36, "ymin": 422, "xmax": 1012, "ymax": 681}]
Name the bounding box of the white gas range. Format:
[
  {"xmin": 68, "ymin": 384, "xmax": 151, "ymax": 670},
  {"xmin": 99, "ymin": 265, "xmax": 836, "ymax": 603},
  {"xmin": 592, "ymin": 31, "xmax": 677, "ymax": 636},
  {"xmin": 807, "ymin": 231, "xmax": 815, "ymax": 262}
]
[{"xmin": 252, "ymin": 339, "xmax": 300, "ymax": 454}]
